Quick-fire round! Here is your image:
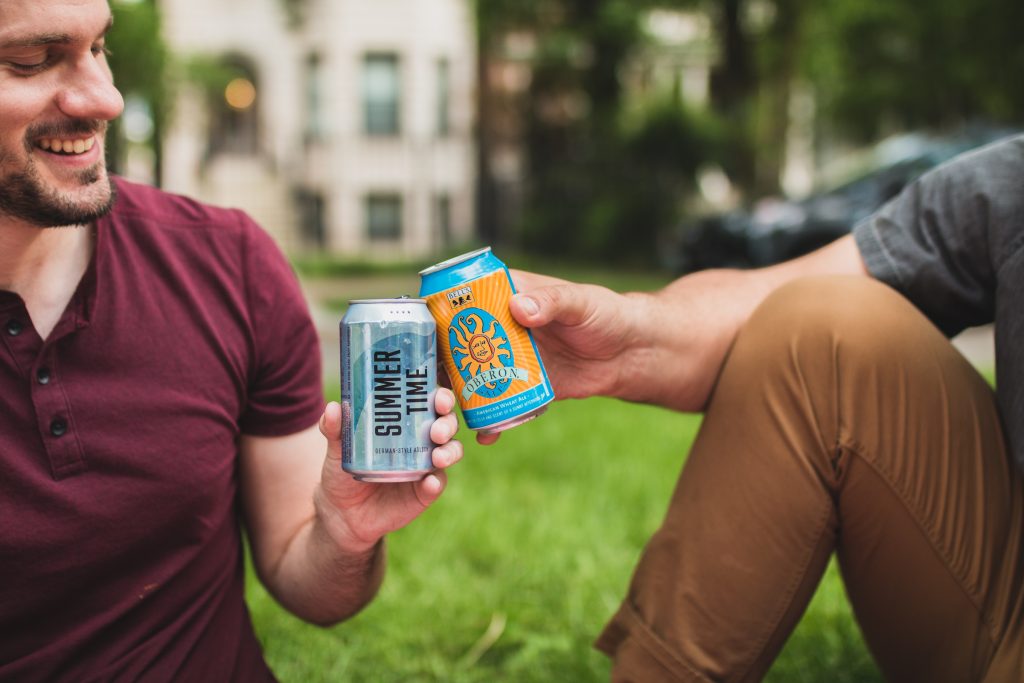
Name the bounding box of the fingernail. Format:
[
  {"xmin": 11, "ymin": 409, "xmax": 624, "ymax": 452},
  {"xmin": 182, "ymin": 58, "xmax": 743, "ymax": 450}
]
[{"xmin": 516, "ymin": 294, "xmax": 539, "ymax": 317}]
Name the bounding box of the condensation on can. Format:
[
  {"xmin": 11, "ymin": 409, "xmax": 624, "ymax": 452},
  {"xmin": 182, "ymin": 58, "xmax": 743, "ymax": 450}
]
[
  {"xmin": 418, "ymin": 247, "xmax": 555, "ymax": 434},
  {"xmin": 340, "ymin": 298, "xmax": 437, "ymax": 482}
]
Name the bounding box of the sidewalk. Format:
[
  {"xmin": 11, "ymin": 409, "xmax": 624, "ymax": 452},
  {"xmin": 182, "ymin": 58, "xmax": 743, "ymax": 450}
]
[{"xmin": 952, "ymin": 324, "xmax": 995, "ymax": 370}]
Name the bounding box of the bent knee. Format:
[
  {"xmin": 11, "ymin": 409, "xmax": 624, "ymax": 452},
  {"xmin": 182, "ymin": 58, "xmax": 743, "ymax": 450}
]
[
  {"xmin": 716, "ymin": 275, "xmax": 968, "ymax": 432},
  {"xmin": 742, "ymin": 275, "xmax": 938, "ymax": 366}
]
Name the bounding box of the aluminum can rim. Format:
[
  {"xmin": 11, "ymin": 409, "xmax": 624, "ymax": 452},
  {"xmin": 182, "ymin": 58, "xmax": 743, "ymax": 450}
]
[
  {"xmin": 417, "ymin": 246, "xmax": 493, "ymax": 276},
  {"xmin": 348, "ymin": 297, "xmax": 426, "ymax": 305}
]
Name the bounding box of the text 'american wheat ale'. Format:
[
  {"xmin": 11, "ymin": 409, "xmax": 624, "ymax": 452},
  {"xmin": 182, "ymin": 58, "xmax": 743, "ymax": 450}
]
[
  {"xmin": 419, "ymin": 247, "xmax": 554, "ymax": 434},
  {"xmin": 340, "ymin": 298, "xmax": 437, "ymax": 482}
]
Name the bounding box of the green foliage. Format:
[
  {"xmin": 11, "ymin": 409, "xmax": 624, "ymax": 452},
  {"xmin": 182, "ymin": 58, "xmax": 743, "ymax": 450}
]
[
  {"xmin": 479, "ymin": 1, "xmax": 724, "ymax": 266},
  {"xmin": 475, "ymin": 0, "xmax": 547, "ymax": 36},
  {"xmin": 484, "ymin": 0, "xmax": 1024, "ymax": 263},
  {"xmin": 108, "ymin": 0, "xmax": 169, "ymax": 115},
  {"xmin": 520, "ymin": 95, "xmax": 722, "ymax": 266},
  {"xmin": 106, "ymin": 0, "xmax": 169, "ymax": 175},
  {"xmin": 802, "ymin": 0, "xmax": 1024, "ymax": 140}
]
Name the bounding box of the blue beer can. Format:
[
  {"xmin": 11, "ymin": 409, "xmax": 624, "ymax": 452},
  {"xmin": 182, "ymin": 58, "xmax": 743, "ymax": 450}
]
[
  {"xmin": 340, "ymin": 298, "xmax": 437, "ymax": 482},
  {"xmin": 419, "ymin": 247, "xmax": 555, "ymax": 433}
]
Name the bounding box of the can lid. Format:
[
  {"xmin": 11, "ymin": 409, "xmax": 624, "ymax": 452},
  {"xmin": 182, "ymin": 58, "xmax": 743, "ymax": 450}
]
[
  {"xmin": 348, "ymin": 297, "xmax": 426, "ymax": 304},
  {"xmin": 418, "ymin": 246, "xmax": 492, "ymax": 276}
]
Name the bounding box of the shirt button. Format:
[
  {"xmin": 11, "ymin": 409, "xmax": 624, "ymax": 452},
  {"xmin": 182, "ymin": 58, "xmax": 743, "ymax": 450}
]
[
  {"xmin": 50, "ymin": 418, "xmax": 68, "ymax": 437},
  {"xmin": 6, "ymin": 319, "xmax": 23, "ymax": 336},
  {"xmin": 37, "ymin": 367, "xmax": 51, "ymax": 385}
]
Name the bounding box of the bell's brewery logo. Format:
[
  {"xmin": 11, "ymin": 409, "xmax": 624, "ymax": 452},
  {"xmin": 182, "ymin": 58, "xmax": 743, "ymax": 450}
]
[
  {"xmin": 447, "ymin": 286, "xmax": 474, "ymax": 310},
  {"xmin": 449, "ymin": 308, "xmax": 529, "ymax": 402}
]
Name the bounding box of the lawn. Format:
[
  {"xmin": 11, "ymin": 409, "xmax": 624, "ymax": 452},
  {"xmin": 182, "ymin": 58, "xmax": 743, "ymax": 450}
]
[
  {"xmin": 247, "ymin": 398, "xmax": 880, "ymax": 682},
  {"xmin": 248, "ymin": 262, "xmax": 883, "ymax": 682}
]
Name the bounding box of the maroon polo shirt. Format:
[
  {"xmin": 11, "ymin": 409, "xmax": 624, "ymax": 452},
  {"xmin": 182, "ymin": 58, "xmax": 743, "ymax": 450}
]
[{"xmin": 0, "ymin": 178, "xmax": 324, "ymax": 681}]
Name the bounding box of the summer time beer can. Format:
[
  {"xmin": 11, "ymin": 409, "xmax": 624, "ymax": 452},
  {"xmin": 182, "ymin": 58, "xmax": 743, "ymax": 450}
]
[
  {"xmin": 340, "ymin": 298, "xmax": 437, "ymax": 482},
  {"xmin": 418, "ymin": 247, "xmax": 555, "ymax": 433}
]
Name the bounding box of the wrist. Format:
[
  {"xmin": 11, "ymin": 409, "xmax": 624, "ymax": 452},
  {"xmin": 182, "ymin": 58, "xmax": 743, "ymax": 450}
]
[
  {"xmin": 608, "ymin": 291, "xmax": 658, "ymax": 401},
  {"xmin": 312, "ymin": 485, "xmax": 380, "ymax": 557}
]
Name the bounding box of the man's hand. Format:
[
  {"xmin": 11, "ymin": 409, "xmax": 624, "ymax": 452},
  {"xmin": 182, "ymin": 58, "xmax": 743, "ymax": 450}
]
[
  {"xmin": 505, "ymin": 270, "xmax": 642, "ymax": 401},
  {"xmin": 314, "ymin": 389, "xmax": 463, "ymax": 555}
]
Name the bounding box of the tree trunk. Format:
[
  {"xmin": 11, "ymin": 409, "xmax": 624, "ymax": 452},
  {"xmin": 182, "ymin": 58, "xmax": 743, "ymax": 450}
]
[{"xmin": 709, "ymin": 0, "xmax": 757, "ymax": 193}]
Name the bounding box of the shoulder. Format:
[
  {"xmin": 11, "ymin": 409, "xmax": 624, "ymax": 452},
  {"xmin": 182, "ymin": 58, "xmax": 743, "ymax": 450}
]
[
  {"xmin": 901, "ymin": 133, "xmax": 1024, "ymax": 260},
  {"xmin": 103, "ymin": 177, "xmax": 293, "ymax": 297},
  {"xmin": 920, "ymin": 133, "xmax": 1024, "ymax": 201},
  {"xmin": 105, "ymin": 176, "xmax": 285, "ymax": 265},
  {"xmin": 109, "ymin": 176, "xmax": 258, "ymax": 236}
]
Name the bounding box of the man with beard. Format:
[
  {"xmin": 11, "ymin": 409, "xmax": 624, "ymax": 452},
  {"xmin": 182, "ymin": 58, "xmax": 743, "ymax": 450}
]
[
  {"xmin": 0, "ymin": 1, "xmax": 464, "ymax": 681},
  {"xmin": 496, "ymin": 132, "xmax": 1024, "ymax": 682}
]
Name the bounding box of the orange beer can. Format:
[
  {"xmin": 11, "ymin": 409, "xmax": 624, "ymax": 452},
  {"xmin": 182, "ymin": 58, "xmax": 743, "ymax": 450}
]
[{"xmin": 418, "ymin": 247, "xmax": 555, "ymax": 433}]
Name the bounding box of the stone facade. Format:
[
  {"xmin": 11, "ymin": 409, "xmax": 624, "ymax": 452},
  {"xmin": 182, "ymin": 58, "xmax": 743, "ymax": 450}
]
[{"xmin": 158, "ymin": 0, "xmax": 477, "ymax": 257}]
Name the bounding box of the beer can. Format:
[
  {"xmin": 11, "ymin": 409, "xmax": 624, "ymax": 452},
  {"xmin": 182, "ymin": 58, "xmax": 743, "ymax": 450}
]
[
  {"xmin": 418, "ymin": 247, "xmax": 555, "ymax": 433},
  {"xmin": 340, "ymin": 298, "xmax": 437, "ymax": 482}
]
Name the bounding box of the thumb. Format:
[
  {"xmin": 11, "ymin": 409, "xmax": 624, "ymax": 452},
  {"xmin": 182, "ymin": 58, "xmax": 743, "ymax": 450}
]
[
  {"xmin": 510, "ymin": 284, "xmax": 591, "ymax": 329},
  {"xmin": 319, "ymin": 401, "xmax": 345, "ymax": 467}
]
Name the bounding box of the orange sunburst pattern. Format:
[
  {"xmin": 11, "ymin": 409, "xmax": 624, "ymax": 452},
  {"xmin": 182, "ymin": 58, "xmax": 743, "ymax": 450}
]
[
  {"xmin": 425, "ymin": 271, "xmax": 545, "ymax": 411},
  {"xmin": 451, "ymin": 312, "xmax": 513, "ymax": 379}
]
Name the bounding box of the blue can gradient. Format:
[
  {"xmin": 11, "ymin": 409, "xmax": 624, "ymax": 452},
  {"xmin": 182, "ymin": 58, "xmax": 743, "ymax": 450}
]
[{"xmin": 340, "ymin": 299, "xmax": 437, "ymax": 482}]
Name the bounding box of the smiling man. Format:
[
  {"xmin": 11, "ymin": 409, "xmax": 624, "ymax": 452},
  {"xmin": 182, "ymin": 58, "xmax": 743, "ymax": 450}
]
[
  {"xmin": 0, "ymin": 6, "xmax": 118, "ymax": 227},
  {"xmin": 0, "ymin": 2, "xmax": 464, "ymax": 681}
]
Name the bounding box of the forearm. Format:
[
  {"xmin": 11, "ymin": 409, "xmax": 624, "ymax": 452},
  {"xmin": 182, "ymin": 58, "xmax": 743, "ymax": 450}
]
[
  {"xmin": 619, "ymin": 235, "xmax": 868, "ymax": 412},
  {"xmin": 256, "ymin": 490, "xmax": 386, "ymax": 627},
  {"xmin": 615, "ymin": 268, "xmax": 767, "ymax": 411}
]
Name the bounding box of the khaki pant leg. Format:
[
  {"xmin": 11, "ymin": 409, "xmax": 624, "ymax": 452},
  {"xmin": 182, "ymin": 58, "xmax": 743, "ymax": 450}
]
[{"xmin": 596, "ymin": 276, "xmax": 1024, "ymax": 683}]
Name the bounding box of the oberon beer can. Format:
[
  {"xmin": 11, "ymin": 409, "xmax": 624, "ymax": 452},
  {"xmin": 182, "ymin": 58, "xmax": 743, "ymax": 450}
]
[
  {"xmin": 419, "ymin": 247, "xmax": 555, "ymax": 433},
  {"xmin": 340, "ymin": 298, "xmax": 437, "ymax": 482}
]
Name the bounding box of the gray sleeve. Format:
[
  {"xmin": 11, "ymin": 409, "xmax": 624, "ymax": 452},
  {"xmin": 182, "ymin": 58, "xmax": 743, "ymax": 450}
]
[{"xmin": 852, "ymin": 135, "xmax": 1024, "ymax": 336}]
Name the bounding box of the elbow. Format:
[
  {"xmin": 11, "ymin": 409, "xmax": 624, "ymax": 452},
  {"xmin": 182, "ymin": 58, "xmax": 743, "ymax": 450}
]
[
  {"xmin": 283, "ymin": 539, "xmax": 388, "ymax": 627},
  {"xmin": 305, "ymin": 578, "xmax": 384, "ymax": 628}
]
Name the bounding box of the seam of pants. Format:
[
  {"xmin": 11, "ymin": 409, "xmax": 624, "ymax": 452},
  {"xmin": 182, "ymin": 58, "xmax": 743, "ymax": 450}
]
[
  {"xmin": 843, "ymin": 436, "xmax": 1003, "ymax": 658},
  {"xmin": 617, "ymin": 600, "xmax": 714, "ymax": 683},
  {"xmin": 737, "ymin": 476, "xmax": 836, "ymax": 682}
]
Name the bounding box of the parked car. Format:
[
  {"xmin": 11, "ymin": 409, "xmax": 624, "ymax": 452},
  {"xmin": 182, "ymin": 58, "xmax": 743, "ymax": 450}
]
[{"xmin": 675, "ymin": 126, "xmax": 1021, "ymax": 273}]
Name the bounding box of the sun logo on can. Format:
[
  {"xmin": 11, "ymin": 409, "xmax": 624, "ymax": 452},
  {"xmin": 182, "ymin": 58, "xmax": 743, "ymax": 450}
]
[{"xmin": 450, "ymin": 309, "xmax": 514, "ymax": 398}]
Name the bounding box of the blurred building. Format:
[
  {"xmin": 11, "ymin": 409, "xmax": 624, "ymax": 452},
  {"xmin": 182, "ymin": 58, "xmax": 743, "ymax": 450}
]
[{"xmin": 158, "ymin": 0, "xmax": 477, "ymax": 258}]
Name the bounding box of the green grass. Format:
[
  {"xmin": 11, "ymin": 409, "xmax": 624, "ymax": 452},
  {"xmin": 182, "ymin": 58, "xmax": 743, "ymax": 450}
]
[
  {"xmin": 304, "ymin": 253, "xmax": 676, "ymax": 315},
  {"xmin": 247, "ymin": 397, "xmax": 881, "ymax": 682},
  {"xmin": 291, "ymin": 247, "xmax": 675, "ymax": 293}
]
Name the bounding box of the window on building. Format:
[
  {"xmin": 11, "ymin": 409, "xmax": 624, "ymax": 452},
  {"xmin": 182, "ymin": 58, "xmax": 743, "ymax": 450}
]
[
  {"xmin": 208, "ymin": 56, "xmax": 260, "ymax": 156},
  {"xmin": 366, "ymin": 193, "xmax": 403, "ymax": 240},
  {"xmin": 363, "ymin": 54, "xmax": 401, "ymax": 136},
  {"xmin": 436, "ymin": 58, "xmax": 451, "ymax": 137},
  {"xmin": 296, "ymin": 189, "xmax": 327, "ymax": 248},
  {"xmin": 434, "ymin": 193, "xmax": 452, "ymax": 245},
  {"xmin": 304, "ymin": 52, "xmax": 325, "ymax": 144}
]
